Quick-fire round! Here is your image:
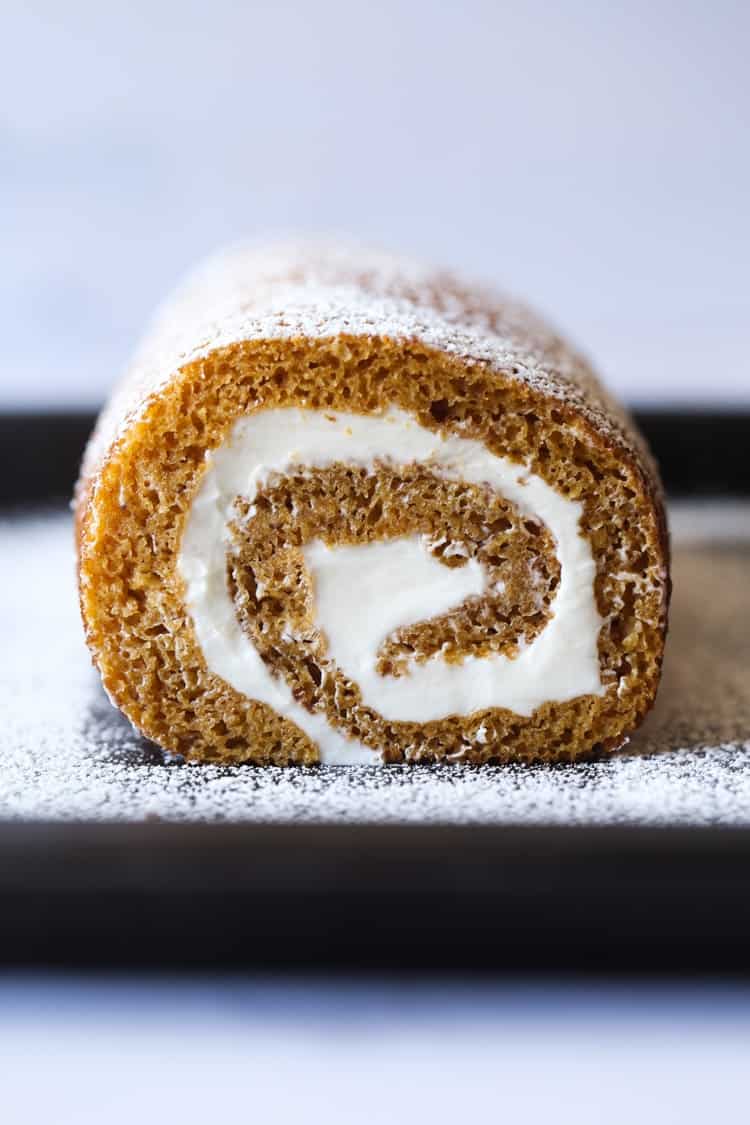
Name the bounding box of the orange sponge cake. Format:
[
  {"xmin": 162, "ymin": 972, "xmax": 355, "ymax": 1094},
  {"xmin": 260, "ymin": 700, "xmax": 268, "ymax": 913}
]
[{"xmin": 75, "ymin": 242, "xmax": 670, "ymax": 765}]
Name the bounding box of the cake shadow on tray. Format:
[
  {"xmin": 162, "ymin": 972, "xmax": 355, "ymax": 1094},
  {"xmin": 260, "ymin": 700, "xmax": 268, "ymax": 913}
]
[
  {"xmin": 83, "ymin": 539, "xmax": 750, "ymax": 771},
  {"xmin": 624, "ymin": 541, "xmax": 750, "ymax": 758},
  {"xmin": 83, "ymin": 689, "xmax": 179, "ymax": 769}
]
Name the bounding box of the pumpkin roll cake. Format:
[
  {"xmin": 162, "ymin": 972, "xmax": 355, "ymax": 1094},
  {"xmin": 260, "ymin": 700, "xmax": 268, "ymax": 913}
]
[{"xmin": 76, "ymin": 242, "xmax": 670, "ymax": 765}]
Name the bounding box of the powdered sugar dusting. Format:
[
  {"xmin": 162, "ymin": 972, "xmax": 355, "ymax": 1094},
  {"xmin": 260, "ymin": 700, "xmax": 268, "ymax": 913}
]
[
  {"xmin": 2, "ymin": 504, "xmax": 748, "ymax": 825},
  {"xmin": 80, "ymin": 239, "xmax": 650, "ymax": 493}
]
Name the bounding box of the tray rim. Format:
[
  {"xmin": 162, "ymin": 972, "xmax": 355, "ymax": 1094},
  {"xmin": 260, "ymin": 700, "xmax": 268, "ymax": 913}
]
[
  {"xmin": 1, "ymin": 408, "xmax": 749, "ymax": 505},
  {"xmin": 1, "ymin": 819, "xmax": 750, "ymax": 970}
]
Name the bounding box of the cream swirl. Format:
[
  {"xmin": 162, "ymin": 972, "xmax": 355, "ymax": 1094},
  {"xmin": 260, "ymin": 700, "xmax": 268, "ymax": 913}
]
[{"xmin": 178, "ymin": 408, "xmax": 605, "ymax": 764}]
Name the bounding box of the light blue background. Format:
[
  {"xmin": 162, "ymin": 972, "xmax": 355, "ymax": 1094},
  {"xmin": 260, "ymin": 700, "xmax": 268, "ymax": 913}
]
[
  {"xmin": 3, "ymin": 1, "xmax": 748, "ymax": 407},
  {"xmin": 2, "ymin": 975, "xmax": 750, "ymax": 1124}
]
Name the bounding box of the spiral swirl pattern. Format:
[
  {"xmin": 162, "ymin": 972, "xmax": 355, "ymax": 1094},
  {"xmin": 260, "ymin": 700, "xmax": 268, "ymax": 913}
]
[{"xmin": 179, "ymin": 406, "xmax": 605, "ymax": 762}]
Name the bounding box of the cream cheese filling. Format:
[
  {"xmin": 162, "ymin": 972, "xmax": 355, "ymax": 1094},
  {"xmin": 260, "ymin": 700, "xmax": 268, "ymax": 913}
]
[{"xmin": 178, "ymin": 407, "xmax": 605, "ymax": 763}]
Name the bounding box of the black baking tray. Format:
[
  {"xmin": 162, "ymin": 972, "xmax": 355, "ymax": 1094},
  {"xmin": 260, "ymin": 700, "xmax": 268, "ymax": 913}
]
[
  {"xmin": 1, "ymin": 408, "xmax": 749, "ymax": 972},
  {"xmin": 2, "ymin": 408, "xmax": 749, "ymax": 506}
]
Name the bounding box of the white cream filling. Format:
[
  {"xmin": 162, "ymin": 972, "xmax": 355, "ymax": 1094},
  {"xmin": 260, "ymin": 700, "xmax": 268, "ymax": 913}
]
[
  {"xmin": 303, "ymin": 536, "xmax": 487, "ymax": 721},
  {"xmin": 178, "ymin": 407, "xmax": 605, "ymax": 763}
]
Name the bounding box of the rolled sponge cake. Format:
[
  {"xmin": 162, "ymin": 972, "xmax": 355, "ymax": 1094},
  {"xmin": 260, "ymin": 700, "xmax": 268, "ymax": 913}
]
[{"xmin": 76, "ymin": 242, "xmax": 670, "ymax": 765}]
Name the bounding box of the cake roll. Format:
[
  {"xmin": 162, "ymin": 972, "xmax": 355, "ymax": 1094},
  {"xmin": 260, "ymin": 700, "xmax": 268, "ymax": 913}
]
[{"xmin": 76, "ymin": 241, "xmax": 670, "ymax": 765}]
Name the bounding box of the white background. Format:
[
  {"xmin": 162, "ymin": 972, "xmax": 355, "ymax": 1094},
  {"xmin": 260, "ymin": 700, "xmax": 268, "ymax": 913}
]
[
  {"xmin": 2, "ymin": 975, "xmax": 750, "ymax": 1124},
  {"xmin": 2, "ymin": 0, "xmax": 749, "ymax": 407}
]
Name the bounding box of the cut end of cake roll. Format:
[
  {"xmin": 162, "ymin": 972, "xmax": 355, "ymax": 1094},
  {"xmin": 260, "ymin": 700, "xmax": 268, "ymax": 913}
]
[{"xmin": 75, "ymin": 241, "xmax": 670, "ymax": 765}]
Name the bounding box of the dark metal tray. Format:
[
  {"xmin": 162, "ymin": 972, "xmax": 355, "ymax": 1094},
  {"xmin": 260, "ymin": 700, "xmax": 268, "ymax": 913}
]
[{"xmin": 0, "ymin": 410, "xmax": 748, "ymax": 971}]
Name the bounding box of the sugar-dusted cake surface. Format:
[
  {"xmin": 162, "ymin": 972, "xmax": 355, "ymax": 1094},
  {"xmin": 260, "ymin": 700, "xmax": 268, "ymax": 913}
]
[{"xmin": 76, "ymin": 241, "xmax": 669, "ymax": 764}]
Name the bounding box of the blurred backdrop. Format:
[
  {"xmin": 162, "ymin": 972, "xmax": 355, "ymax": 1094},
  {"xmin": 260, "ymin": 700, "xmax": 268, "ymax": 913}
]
[{"xmin": 2, "ymin": 0, "xmax": 748, "ymax": 407}]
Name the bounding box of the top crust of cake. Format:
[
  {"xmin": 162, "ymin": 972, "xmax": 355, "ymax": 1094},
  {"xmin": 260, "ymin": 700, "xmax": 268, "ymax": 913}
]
[{"xmin": 79, "ymin": 239, "xmax": 663, "ymax": 513}]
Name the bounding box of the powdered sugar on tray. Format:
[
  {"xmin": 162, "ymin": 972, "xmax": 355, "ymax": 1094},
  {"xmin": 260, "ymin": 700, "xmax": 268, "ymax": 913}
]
[{"xmin": 1, "ymin": 505, "xmax": 749, "ymax": 825}]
